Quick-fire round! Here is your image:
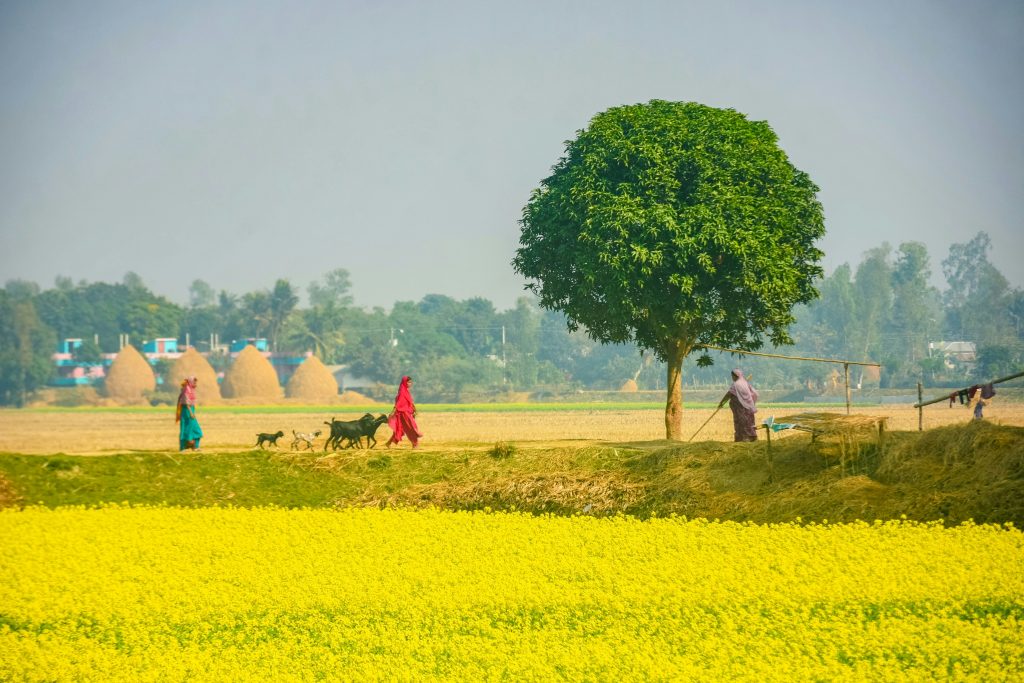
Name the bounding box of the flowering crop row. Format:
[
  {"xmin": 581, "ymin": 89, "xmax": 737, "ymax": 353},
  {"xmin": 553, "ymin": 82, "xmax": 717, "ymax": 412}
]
[{"xmin": 2, "ymin": 506, "xmax": 1022, "ymax": 681}]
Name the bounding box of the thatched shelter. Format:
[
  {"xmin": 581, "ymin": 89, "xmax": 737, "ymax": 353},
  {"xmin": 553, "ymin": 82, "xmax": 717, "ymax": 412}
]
[
  {"xmin": 104, "ymin": 345, "xmax": 156, "ymax": 403},
  {"xmin": 222, "ymin": 345, "xmax": 283, "ymax": 399},
  {"xmin": 168, "ymin": 347, "xmax": 222, "ymax": 404},
  {"xmin": 286, "ymin": 355, "xmax": 339, "ymax": 400}
]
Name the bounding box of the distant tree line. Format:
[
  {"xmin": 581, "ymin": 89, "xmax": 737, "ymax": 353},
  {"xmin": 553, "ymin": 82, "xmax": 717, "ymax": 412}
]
[{"xmin": 0, "ymin": 232, "xmax": 1021, "ymax": 405}]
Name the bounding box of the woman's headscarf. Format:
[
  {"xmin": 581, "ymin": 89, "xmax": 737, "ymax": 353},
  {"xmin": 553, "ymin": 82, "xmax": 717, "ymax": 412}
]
[
  {"xmin": 178, "ymin": 377, "xmax": 197, "ymax": 406},
  {"xmin": 727, "ymin": 369, "xmax": 758, "ymax": 413},
  {"xmin": 175, "ymin": 377, "xmax": 197, "ymax": 422},
  {"xmin": 393, "ymin": 375, "xmax": 415, "ymax": 413}
]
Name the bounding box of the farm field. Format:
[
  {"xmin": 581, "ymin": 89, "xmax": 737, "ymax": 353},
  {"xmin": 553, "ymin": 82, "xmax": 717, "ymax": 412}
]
[
  {"xmin": 1, "ymin": 401, "xmax": 1022, "ymax": 454},
  {"xmin": 2, "ymin": 406, "xmax": 1023, "ymax": 680},
  {"xmin": 2, "ymin": 506, "xmax": 1023, "ymax": 681}
]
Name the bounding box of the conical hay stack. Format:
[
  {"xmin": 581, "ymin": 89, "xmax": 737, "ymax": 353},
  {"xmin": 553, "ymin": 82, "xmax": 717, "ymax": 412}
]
[
  {"xmin": 169, "ymin": 347, "xmax": 222, "ymax": 404},
  {"xmin": 104, "ymin": 345, "xmax": 156, "ymax": 401},
  {"xmin": 619, "ymin": 379, "xmax": 639, "ymax": 392},
  {"xmin": 286, "ymin": 355, "xmax": 339, "ymax": 400},
  {"xmin": 222, "ymin": 345, "xmax": 283, "ymax": 399}
]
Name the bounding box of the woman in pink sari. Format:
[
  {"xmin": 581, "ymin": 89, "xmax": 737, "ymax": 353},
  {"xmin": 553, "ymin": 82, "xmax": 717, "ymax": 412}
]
[
  {"xmin": 175, "ymin": 376, "xmax": 203, "ymax": 451},
  {"xmin": 718, "ymin": 369, "xmax": 759, "ymax": 442},
  {"xmin": 386, "ymin": 375, "xmax": 422, "ymax": 448}
]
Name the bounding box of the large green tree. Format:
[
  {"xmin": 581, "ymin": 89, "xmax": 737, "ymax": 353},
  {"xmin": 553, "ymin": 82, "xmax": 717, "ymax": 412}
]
[
  {"xmin": 890, "ymin": 242, "xmax": 940, "ymax": 383},
  {"xmin": 513, "ymin": 101, "xmax": 825, "ymax": 439},
  {"xmin": 0, "ymin": 289, "xmax": 56, "ymax": 406}
]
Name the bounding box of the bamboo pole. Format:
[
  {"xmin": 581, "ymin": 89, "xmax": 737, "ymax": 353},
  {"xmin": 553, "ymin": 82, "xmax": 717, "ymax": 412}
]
[
  {"xmin": 844, "ymin": 363, "xmax": 851, "ymax": 415},
  {"xmin": 702, "ymin": 345, "xmax": 880, "ymax": 367},
  {"xmin": 913, "ymin": 370, "xmax": 1024, "ymax": 409},
  {"xmin": 921, "ymin": 382, "xmax": 929, "ymax": 430}
]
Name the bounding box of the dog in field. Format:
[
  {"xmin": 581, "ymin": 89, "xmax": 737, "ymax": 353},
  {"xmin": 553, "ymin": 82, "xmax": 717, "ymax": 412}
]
[
  {"xmin": 291, "ymin": 429, "xmax": 321, "ymax": 451},
  {"xmin": 255, "ymin": 430, "xmax": 285, "ymax": 449}
]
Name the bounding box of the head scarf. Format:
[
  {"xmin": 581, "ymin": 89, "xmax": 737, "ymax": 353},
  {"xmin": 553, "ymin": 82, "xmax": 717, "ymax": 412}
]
[
  {"xmin": 179, "ymin": 376, "xmax": 198, "ymax": 406},
  {"xmin": 727, "ymin": 369, "xmax": 758, "ymax": 413},
  {"xmin": 393, "ymin": 375, "xmax": 415, "ymax": 413}
]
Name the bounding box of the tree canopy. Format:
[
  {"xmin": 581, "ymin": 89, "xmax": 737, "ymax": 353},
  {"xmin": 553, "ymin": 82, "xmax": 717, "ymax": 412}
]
[{"xmin": 513, "ymin": 100, "xmax": 826, "ymax": 438}]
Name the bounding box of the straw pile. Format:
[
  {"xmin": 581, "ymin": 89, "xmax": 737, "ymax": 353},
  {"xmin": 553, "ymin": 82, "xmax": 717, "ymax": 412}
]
[
  {"xmin": 221, "ymin": 345, "xmax": 283, "ymax": 399},
  {"xmin": 168, "ymin": 348, "xmax": 221, "ymax": 404},
  {"xmin": 774, "ymin": 412, "xmax": 887, "ymax": 437},
  {"xmin": 103, "ymin": 346, "xmax": 155, "ymax": 403},
  {"xmin": 619, "ymin": 379, "xmax": 639, "ymax": 392},
  {"xmin": 286, "ymin": 356, "xmax": 339, "ymax": 400}
]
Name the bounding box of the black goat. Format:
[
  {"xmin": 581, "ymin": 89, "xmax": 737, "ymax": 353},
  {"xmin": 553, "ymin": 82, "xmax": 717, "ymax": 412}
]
[
  {"xmin": 323, "ymin": 413, "xmax": 389, "ymax": 451},
  {"xmin": 356, "ymin": 413, "xmax": 389, "ymax": 449}
]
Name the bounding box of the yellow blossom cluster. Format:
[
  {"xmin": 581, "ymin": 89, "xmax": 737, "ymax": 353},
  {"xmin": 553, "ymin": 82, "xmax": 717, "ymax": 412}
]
[{"xmin": 1, "ymin": 506, "xmax": 1022, "ymax": 681}]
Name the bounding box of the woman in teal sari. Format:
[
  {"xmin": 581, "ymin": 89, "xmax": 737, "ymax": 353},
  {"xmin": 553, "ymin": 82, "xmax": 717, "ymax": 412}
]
[{"xmin": 175, "ymin": 376, "xmax": 204, "ymax": 451}]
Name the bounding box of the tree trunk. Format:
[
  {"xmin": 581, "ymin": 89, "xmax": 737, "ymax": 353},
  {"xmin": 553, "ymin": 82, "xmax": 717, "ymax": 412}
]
[{"xmin": 664, "ymin": 344, "xmax": 689, "ymax": 440}]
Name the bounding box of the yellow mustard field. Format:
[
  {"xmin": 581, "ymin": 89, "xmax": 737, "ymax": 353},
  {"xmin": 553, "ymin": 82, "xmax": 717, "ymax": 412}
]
[{"xmin": 2, "ymin": 507, "xmax": 1023, "ymax": 682}]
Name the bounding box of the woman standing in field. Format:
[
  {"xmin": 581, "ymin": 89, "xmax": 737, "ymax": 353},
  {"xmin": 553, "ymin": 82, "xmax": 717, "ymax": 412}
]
[
  {"xmin": 717, "ymin": 369, "xmax": 759, "ymax": 442},
  {"xmin": 386, "ymin": 375, "xmax": 422, "ymax": 449},
  {"xmin": 176, "ymin": 376, "xmax": 203, "ymax": 451}
]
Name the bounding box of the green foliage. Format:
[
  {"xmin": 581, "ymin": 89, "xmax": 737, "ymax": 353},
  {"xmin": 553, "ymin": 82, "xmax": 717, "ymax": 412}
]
[
  {"xmin": 34, "ymin": 281, "xmax": 182, "ymax": 352},
  {"xmin": 513, "ymin": 101, "xmax": 825, "ymax": 436},
  {"xmin": 0, "ymin": 291, "xmax": 56, "ymax": 406},
  {"xmin": 413, "ymin": 356, "xmax": 503, "ymax": 402},
  {"xmin": 976, "ymin": 345, "xmax": 1022, "ymax": 380},
  {"xmin": 308, "ymin": 268, "xmax": 354, "ymax": 309},
  {"xmin": 72, "ymin": 338, "xmax": 103, "ymax": 363},
  {"xmin": 513, "ymin": 101, "xmax": 825, "ymax": 362},
  {"xmin": 942, "ymin": 232, "xmax": 1015, "ymax": 345},
  {"xmin": 188, "ymin": 279, "xmax": 216, "ymax": 308}
]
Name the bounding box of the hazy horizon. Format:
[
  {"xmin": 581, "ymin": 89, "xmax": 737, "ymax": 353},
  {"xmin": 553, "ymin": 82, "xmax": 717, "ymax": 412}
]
[{"xmin": 2, "ymin": 1, "xmax": 1022, "ymax": 311}]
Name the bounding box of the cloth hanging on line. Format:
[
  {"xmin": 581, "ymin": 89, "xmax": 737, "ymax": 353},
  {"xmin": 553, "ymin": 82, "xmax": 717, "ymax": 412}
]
[{"xmin": 981, "ymin": 383, "xmax": 996, "ymax": 399}]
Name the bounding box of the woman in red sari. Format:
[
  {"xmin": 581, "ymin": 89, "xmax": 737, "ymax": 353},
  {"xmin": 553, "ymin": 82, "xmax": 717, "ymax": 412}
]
[{"xmin": 386, "ymin": 375, "xmax": 422, "ymax": 448}]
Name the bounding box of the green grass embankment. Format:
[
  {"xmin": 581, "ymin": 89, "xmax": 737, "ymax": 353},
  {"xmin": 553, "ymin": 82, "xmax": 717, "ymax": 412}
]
[{"xmin": 1, "ymin": 421, "xmax": 1021, "ymax": 526}]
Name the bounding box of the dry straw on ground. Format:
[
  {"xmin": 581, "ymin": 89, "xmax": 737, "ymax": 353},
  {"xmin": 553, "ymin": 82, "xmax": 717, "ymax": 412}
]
[
  {"xmin": 168, "ymin": 348, "xmax": 221, "ymax": 404},
  {"xmin": 103, "ymin": 346, "xmax": 155, "ymax": 404},
  {"xmin": 619, "ymin": 379, "xmax": 639, "ymax": 392},
  {"xmin": 286, "ymin": 356, "xmax": 338, "ymax": 400},
  {"xmin": 221, "ymin": 346, "xmax": 282, "ymax": 400}
]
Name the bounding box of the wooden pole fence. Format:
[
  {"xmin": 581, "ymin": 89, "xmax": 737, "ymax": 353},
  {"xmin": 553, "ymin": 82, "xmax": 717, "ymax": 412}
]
[{"xmin": 701, "ymin": 345, "xmax": 880, "ymax": 415}]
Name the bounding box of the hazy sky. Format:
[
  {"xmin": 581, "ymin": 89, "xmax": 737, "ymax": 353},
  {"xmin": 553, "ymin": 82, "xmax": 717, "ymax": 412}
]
[{"xmin": 1, "ymin": 0, "xmax": 1021, "ymax": 311}]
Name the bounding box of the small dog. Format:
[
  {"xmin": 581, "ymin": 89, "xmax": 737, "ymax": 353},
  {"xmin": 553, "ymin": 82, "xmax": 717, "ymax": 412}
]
[
  {"xmin": 291, "ymin": 429, "xmax": 321, "ymax": 451},
  {"xmin": 255, "ymin": 431, "xmax": 285, "ymax": 449}
]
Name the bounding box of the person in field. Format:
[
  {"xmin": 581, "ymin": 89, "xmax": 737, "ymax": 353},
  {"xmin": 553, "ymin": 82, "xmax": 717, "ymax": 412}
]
[
  {"xmin": 386, "ymin": 375, "xmax": 422, "ymax": 449},
  {"xmin": 718, "ymin": 368, "xmax": 759, "ymax": 442},
  {"xmin": 176, "ymin": 376, "xmax": 204, "ymax": 451}
]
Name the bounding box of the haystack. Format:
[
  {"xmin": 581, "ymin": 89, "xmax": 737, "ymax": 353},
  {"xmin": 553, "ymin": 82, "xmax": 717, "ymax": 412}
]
[
  {"xmin": 168, "ymin": 347, "xmax": 222, "ymax": 404},
  {"xmin": 104, "ymin": 345, "xmax": 155, "ymax": 403},
  {"xmin": 222, "ymin": 345, "xmax": 283, "ymax": 399},
  {"xmin": 286, "ymin": 355, "xmax": 339, "ymax": 400},
  {"xmin": 619, "ymin": 379, "xmax": 639, "ymax": 392}
]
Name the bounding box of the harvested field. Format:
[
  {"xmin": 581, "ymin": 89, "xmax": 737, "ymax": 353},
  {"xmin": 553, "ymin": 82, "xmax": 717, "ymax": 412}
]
[{"xmin": 0, "ymin": 402, "xmax": 1021, "ymax": 454}]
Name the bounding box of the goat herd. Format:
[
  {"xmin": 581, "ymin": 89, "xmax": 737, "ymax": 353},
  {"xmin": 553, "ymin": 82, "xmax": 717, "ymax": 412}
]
[{"xmin": 254, "ymin": 413, "xmax": 390, "ymax": 452}]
